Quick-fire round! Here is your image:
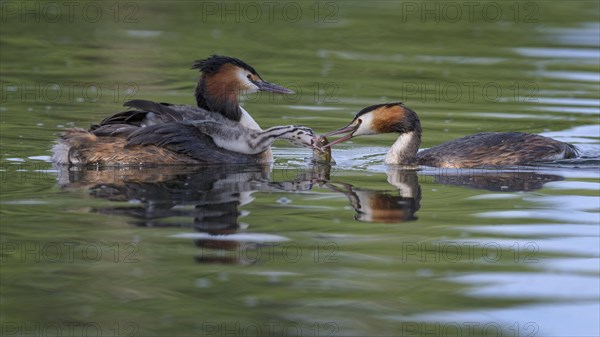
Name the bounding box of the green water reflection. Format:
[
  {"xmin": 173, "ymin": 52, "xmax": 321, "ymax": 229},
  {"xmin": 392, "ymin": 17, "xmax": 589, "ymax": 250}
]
[{"xmin": 1, "ymin": 1, "xmax": 599, "ymax": 336}]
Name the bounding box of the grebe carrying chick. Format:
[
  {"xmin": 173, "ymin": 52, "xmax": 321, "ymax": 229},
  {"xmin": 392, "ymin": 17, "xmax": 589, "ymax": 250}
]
[
  {"xmin": 52, "ymin": 56, "xmax": 318, "ymax": 165},
  {"xmin": 55, "ymin": 100, "xmax": 318, "ymax": 165},
  {"xmin": 322, "ymin": 103, "xmax": 579, "ymax": 168}
]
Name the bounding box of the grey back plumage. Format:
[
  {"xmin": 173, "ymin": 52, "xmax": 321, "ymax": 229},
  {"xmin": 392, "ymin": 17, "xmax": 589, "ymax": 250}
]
[
  {"xmin": 118, "ymin": 100, "xmax": 268, "ymax": 163},
  {"xmin": 125, "ymin": 123, "xmax": 267, "ymax": 163},
  {"xmin": 89, "ymin": 100, "xmax": 218, "ymax": 137}
]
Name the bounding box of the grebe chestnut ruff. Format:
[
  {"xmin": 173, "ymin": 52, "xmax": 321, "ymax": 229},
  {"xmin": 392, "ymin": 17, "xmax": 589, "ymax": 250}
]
[
  {"xmin": 192, "ymin": 55, "xmax": 294, "ymax": 128},
  {"xmin": 322, "ymin": 103, "xmax": 579, "ymax": 168},
  {"xmin": 52, "ymin": 55, "xmax": 302, "ymax": 165},
  {"xmin": 55, "ymin": 100, "xmax": 317, "ymax": 165},
  {"xmin": 91, "ymin": 55, "xmax": 294, "ymax": 135}
]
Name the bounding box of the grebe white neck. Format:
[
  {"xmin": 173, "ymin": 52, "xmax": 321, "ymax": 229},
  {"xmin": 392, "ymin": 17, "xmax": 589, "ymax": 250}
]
[{"xmin": 385, "ymin": 131, "xmax": 420, "ymax": 165}]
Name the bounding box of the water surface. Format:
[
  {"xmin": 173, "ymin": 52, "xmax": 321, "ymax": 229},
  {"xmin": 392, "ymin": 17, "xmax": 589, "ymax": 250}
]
[{"xmin": 1, "ymin": 1, "xmax": 599, "ymax": 336}]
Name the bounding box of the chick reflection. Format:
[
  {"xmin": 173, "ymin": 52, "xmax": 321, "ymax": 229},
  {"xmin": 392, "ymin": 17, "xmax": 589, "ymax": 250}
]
[
  {"xmin": 57, "ymin": 163, "xmax": 331, "ymax": 265},
  {"xmin": 326, "ymin": 169, "xmax": 421, "ymax": 223}
]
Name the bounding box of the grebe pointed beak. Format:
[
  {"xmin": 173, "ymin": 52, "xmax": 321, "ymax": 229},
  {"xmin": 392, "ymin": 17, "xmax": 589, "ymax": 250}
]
[
  {"xmin": 323, "ymin": 124, "xmax": 359, "ymax": 137},
  {"xmin": 321, "ymin": 123, "xmax": 360, "ymax": 148},
  {"xmin": 256, "ymin": 81, "xmax": 294, "ymax": 94}
]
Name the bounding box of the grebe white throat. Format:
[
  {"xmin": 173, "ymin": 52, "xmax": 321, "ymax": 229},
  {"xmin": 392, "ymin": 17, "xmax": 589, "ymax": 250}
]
[{"xmin": 384, "ymin": 131, "xmax": 420, "ymax": 165}]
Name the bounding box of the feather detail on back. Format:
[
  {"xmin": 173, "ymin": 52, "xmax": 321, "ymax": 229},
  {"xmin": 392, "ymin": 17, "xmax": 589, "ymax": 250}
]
[
  {"xmin": 417, "ymin": 132, "xmax": 578, "ymax": 168},
  {"xmin": 53, "ymin": 100, "xmax": 274, "ymax": 166}
]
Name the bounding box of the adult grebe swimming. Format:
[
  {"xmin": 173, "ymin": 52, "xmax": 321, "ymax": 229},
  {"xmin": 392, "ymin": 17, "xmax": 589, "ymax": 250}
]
[
  {"xmin": 52, "ymin": 56, "xmax": 309, "ymax": 165},
  {"xmin": 322, "ymin": 103, "xmax": 579, "ymax": 168},
  {"xmin": 90, "ymin": 55, "xmax": 293, "ymax": 134},
  {"xmin": 55, "ymin": 100, "xmax": 317, "ymax": 165}
]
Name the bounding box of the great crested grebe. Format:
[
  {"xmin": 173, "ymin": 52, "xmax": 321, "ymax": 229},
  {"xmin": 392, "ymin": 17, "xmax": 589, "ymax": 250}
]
[
  {"xmin": 322, "ymin": 103, "xmax": 579, "ymax": 168},
  {"xmin": 52, "ymin": 55, "xmax": 304, "ymax": 165},
  {"xmin": 54, "ymin": 100, "xmax": 317, "ymax": 165},
  {"xmin": 90, "ymin": 55, "xmax": 293, "ymax": 134}
]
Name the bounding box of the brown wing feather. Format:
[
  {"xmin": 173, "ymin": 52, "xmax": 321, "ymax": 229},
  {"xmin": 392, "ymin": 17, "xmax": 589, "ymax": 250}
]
[
  {"xmin": 58, "ymin": 125, "xmax": 269, "ymax": 166},
  {"xmin": 56, "ymin": 100, "xmax": 269, "ymax": 165},
  {"xmin": 57, "ymin": 128, "xmax": 198, "ymax": 165}
]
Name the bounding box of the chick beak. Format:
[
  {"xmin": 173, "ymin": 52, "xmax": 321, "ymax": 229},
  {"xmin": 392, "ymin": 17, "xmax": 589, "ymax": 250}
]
[
  {"xmin": 256, "ymin": 80, "xmax": 294, "ymax": 94},
  {"xmin": 322, "ymin": 123, "xmax": 360, "ymax": 148}
]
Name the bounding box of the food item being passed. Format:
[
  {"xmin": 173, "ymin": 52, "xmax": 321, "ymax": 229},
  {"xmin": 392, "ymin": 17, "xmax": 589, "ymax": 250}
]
[{"xmin": 312, "ymin": 135, "xmax": 333, "ymax": 164}]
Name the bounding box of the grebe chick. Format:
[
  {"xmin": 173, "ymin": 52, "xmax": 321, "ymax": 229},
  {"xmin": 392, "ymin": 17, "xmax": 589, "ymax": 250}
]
[
  {"xmin": 56, "ymin": 100, "xmax": 317, "ymax": 166},
  {"xmin": 91, "ymin": 55, "xmax": 293, "ymax": 136},
  {"xmin": 322, "ymin": 103, "xmax": 579, "ymax": 168}
]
